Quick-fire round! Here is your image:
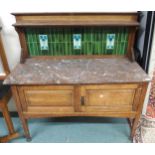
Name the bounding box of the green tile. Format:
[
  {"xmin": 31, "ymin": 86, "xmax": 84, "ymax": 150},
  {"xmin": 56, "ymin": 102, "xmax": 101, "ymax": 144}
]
[{"xmin": 25, "ymin": 27, "xmax": 129, "ymax": 56}]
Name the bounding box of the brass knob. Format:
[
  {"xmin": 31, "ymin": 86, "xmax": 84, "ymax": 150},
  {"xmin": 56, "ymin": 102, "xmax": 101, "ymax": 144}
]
[{"xmin": 81, "ymin": 96, "xmax": 85, "ymax": 106}]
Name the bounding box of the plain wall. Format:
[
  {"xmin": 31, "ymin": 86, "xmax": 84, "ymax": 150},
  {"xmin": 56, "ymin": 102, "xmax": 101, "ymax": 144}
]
[{"xmin": 0, "ymin": 0, "xmax": 153, "ymax": 112}]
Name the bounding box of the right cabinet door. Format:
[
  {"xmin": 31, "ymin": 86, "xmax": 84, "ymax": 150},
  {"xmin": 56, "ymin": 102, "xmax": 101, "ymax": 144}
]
[{"xmin": 80, "ymin": 84, "xmax": 139, "ymax": 112}]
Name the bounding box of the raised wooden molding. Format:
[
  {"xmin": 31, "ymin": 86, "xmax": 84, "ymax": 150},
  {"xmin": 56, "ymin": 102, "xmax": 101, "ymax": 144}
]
[{"xmin": 12, "ymin": 12, "xmax": 139, "ymax": 27}]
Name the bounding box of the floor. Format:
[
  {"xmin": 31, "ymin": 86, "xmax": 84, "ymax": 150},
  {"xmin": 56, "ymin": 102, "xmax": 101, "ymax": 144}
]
[{"xmin": 0, "ymin": 117, "xmax": 132, "ymax": 143}]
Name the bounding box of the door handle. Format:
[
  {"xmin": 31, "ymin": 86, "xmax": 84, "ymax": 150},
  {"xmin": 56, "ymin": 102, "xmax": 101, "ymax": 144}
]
[{"xmin": 81, "ymin": 96, "xmax": 85, "ymax": 106}]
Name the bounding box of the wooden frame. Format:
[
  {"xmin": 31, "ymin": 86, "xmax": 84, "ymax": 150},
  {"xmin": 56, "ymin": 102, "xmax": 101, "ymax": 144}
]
[
  {"xmin": 0, "ymin": 27, "xmax": 19, "ymax": 143},
  {"xmin": 0, "ymin": 90, "xmax": 19, "ymax": 143},
  {"xmin": 10, "ymin": 82, "xmax": 148, "ymax": 141},
  {"xmin": 6, "ymin": 12, "xmax": 149, "ymax": 142},
  {"xmin": 12, "ymin": 12, "xmax": 139, "ymax": 63}
]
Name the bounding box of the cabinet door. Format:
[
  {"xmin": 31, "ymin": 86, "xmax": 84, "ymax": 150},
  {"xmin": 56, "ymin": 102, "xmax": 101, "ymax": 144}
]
[
  {"xmin": 18, "ymin": 86, "xmax": 74, "ymax": 113},
  {"xmin": 80, "ymin": 84, "xmax": 138, "ymax": 112}
]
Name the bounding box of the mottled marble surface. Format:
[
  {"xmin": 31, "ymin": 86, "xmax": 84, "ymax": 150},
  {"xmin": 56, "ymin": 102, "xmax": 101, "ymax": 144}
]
[{"xmin": 4, "ymin": 57, "xmax": 150, "ymax": 85}]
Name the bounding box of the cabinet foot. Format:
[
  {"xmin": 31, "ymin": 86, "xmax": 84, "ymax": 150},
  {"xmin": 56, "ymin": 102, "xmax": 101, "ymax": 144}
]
[
  {"xmin": 26, "ymin": 137, "xmax": 32, "ymax": 142},
  {"xmin": 128, "ymin": 135, "xmax": 133, "ymax": 142}
]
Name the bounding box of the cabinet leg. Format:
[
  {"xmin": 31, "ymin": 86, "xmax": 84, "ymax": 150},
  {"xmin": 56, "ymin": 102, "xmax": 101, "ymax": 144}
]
[
  {"xmin": 11, "ymin": 86, "xmax": 31, "ymax": 141},
  {"xmin": 127, "ymin": 118, "xmax": 134, "ymax": 141},
  {"xmin": 127, "ymin": 118, "xmax": 133, "ymax": 129},
  {"xmin": 131, "ymin": 116, "xmax": 140, "ymax": 138},
  {"xmin": 20, "ymin": 118, "xmax": 31, "ymax": 140},
  {"xmin": 131, "ymin": 83, "xmax": 148, "ymax": 139}
]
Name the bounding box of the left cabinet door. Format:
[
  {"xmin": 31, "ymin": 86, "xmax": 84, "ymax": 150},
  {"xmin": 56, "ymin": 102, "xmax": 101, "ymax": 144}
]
[{"xmin": 18, "ymin": 86, "xmax": 75, "ymax": 114}]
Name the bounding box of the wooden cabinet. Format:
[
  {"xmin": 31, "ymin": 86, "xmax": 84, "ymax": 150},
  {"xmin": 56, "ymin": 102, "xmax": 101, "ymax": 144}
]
[
  {"xmin": 4, "ymin": 12, "xmax": 150, "ymax": 141},
  {"xmin": 16, "ymin": 84, "xmax": 143, "ymax": 118},
  {"xmin": 10, "ymin": 82, "xmax": 147, "ymax": 141},
  {"xmin": 9, "ymin": 68, "xmax": 148, "ymax": 141}
]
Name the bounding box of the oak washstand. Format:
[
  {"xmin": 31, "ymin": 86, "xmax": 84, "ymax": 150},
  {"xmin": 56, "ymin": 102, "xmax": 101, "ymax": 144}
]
[{"xmin": 4, "ymin": 12, "xmax": 150, "ymax": 141}]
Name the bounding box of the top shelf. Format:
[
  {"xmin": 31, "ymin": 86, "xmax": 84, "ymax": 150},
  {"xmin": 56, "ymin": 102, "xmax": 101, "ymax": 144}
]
[{"xmin": 12, "ymin": 12, "xmax": 139, "ymax": 27}]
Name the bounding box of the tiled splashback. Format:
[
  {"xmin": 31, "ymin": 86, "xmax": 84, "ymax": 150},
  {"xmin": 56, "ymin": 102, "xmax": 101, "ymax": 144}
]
[{"xmin": 25, "ymin": 27, "xmax": 129, "ymax": 56}]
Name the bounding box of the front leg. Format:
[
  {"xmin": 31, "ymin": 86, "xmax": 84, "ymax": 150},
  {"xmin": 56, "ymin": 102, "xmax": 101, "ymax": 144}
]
[
  {"xmin": 11, "ymin": 86, "xmax": 32, "ymax": 141},
  {"xmin": 131, "ymin": 83, "xmax": 148, "ymax": 139}
]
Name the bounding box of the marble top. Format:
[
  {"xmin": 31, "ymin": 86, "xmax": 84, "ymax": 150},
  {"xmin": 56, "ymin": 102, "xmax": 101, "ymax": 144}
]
[{"xmin": 4, "ymin": 57, "xmax": 150, "ymax": 85}]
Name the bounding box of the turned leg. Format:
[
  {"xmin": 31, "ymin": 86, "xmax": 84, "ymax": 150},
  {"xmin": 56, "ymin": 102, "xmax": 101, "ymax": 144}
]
[
  {"xmin": 127, "ymin": 118, "xmax": 133, "ymax": 141},
  {"xmin": 130, "ymin": 83, "xmax": 148, "ymax": 139},
  {"xmin": 21, "ymin": 118, "xmax": 31, "ymax": 142},
  {"xmin": 24, "ymin": 120, "xmax": 31, "ymax": 142},
  {"xmin": 127, "ymin": 118, "xmax": 133, "ymax": 129},
  {"xmin": 11, "ymin": 86, "xmax": 32, "ymax": 141},
  {"xmin": 131, "ymin": 115, "xmax": 141, "ymax": 138}
]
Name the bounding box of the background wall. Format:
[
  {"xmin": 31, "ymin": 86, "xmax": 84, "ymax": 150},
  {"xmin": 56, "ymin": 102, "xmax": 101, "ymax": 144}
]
[{"xmin": 0, "ymin": 0, "xmax": 154, "ymax": 113}]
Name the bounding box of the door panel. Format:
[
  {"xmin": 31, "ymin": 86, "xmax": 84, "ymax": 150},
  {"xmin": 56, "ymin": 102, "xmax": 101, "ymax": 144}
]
[
  {"xmin": 85, "ymin": 89, "xmax": 134, "ymax": 106},
  {"xmin": 25, "ymin": 90, "xmax": 73, "ymax": 106},
  {"xmin": 18, "ymin": 86, "xmax": 74, "ymax": 112},
  {"xmin": 81, "ymin": 84, "xmax": 138, "ymax": 112}
]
